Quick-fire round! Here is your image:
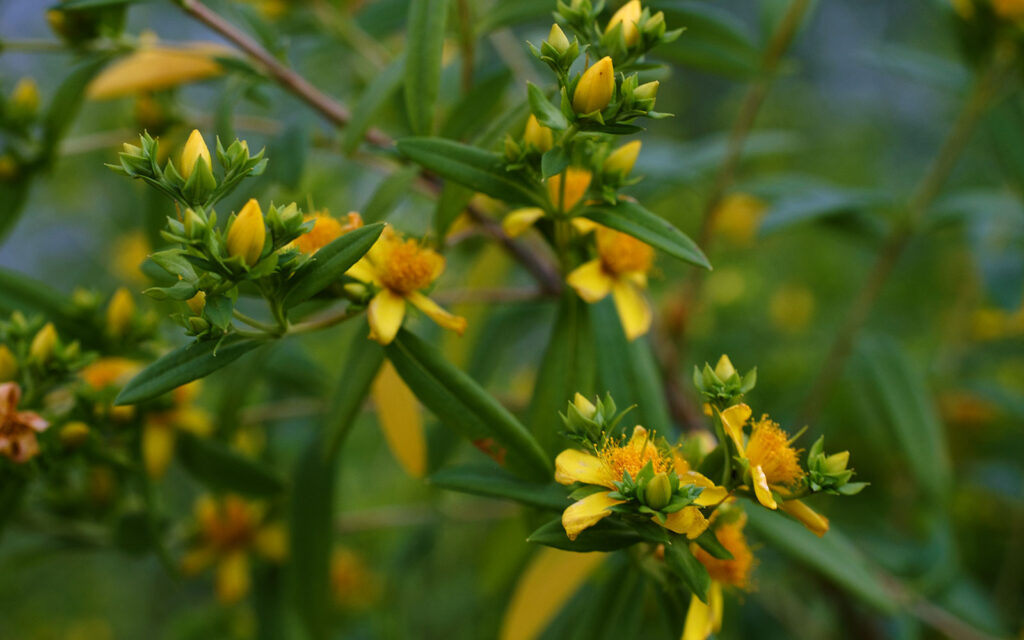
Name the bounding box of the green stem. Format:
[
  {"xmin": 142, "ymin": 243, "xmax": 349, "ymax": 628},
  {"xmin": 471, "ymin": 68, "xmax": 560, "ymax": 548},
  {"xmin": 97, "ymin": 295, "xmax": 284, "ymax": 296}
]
[
  {"xmin": 232, "ymin": 309, "xmax": 280, "ymax": 334},
  {"xmin": 287, "ymin": 307, "xmax": 360, "ymax": 335}
]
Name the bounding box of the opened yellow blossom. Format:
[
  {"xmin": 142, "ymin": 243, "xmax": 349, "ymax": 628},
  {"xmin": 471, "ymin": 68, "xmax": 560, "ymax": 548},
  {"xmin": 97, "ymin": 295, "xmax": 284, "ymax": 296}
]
[
  {"xmin": 87, "ymin": 38, "xmax": 231, "ymax": 99},
  {"xmin": 567, "ymin": 226, "xmax": 653, "ymax": 340},
  {"xmin": 293, "ymin": 211, "xmax": 363, "ymax": 255},
  {"xmin": 554, "ymin": 426, "xmax": 720, "ymax": 541},
  {"xmin": 142, "ymin": 381, "xmax": 213, "ymax": 478},
  {"xmin": 721, "ymin": 404, "xmax": 804, "ymax": 510},
  {"xmin": 181, "ymin": 495, "xmax": 287, "ymax": 604},
  {"xmin": 347, "ymin": 227, "xmax": 466, "ymax": 344},
  {"xmin": 684, "ymin": 513, "xmax": 755, "ymax": 640}
]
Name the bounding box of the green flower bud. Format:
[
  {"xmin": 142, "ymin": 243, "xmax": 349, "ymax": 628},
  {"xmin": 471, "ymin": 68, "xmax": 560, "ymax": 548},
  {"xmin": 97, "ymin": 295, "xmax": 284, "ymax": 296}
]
[{"xmin": 645, "ymin": 472, "xmax": 673, "ymax": 510}]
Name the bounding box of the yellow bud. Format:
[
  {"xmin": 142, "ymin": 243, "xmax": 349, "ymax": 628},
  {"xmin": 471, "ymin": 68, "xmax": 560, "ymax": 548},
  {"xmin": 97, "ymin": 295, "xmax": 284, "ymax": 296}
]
[
  {"xmin": 187, "ymin": 291, "xmax": 207, "ymax": 315},
  {"xmin": 226, "ymin": 199, "xmax": 267, "ymax": 266},
  {"xmin": 823, "ymin": 451, "xmax": 850, "ymax": 474},
  {"xmin": 0, "ymin": 345, "xmax": 17, "ymax": 381},
  {"xmin": 523, "ymin": 114, "xmax": 553, "ymax": 153},
  {"xmin": 180, "ymin": 129, "xmax": 212, "ymax": 180},
  {"xmin": 645, "ymin": 471, "xmax": 673, "ymax": 510},
  {"xmin": 106, "ymin": 287, "xmax": 136, "ymax": 337},
  {"xmin": 606, "ymin": 0, "xmax": 642, "ymax": 47},
  {"xmin": 572, "ymin": 56, "xmax": 615, "ymax": 114},
  {"xmin": 573, "ymin": 392, "xmax": 597, "ymax": 419},
  {"xmin": 60, "ymin": 421, "xmax": 91, "ymax": 449},
  {"xmin": 11, "ymin": 78, "xmax": 41, "ymax": 115},
  {"xmin": 29, "ymin": 323, "xmax": 58, "ymax": 364},
  {"xmin": 714, "ymin": 354, "xmax": 736, "ymax": 381},
  {"xmin": 547, "ymin": 167, "xmax": 592, "ymax": 212},
  {"xmin": 548, "ymin": 23, "xmax": 571, "ymax": 54},
  {"xmin": 635, "ymin": 80, "xmax": 659, "ymax": 101},
  {"xmin": 603, "ymin": 140, "xmax": 641, "ymax": 176},
  {"xmin": 780, "ymin": 499, "xmax": 829, "ymax": 537}
]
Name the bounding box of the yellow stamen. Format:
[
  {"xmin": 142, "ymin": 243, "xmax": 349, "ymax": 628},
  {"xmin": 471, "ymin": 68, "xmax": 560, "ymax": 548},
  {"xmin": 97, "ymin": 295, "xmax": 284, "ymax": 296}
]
[
  {"xmin": 693, "ymin": 517, "xmax": 754, "ymax": 588},
  {"xmin": 596, "ymin": 226, "xmax": 653, "ymax": 275},
  {"xmin": 376, "ymin": 236, "xmax": 445, "ymax": 295},
  {"xmin": 745, "ymin": 415, "xmax": 803, "ymax": 486}
]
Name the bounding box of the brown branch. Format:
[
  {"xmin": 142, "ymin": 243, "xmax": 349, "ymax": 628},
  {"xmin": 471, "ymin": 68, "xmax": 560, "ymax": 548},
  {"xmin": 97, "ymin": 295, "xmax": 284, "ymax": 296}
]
[
  {"xmin": 176, "ymin": 0, "xmax": 562, "ymax": 294},
  {"xmin": 798, "ymin": 42, "xmax": 1017, "ymax": 424}
]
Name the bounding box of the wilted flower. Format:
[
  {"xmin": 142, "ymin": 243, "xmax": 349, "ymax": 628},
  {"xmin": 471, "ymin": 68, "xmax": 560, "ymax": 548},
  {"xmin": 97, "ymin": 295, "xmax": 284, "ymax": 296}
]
[{"xmin": 0, "ymin": 383, "xmax": 49, "ymax": 463}]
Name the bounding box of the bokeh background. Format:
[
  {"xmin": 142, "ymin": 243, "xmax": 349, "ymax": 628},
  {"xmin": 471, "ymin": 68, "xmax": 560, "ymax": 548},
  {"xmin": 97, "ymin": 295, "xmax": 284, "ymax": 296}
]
[{"xmin": 1, "ymin": 0, "xmax": 1022, "ymax": 638}]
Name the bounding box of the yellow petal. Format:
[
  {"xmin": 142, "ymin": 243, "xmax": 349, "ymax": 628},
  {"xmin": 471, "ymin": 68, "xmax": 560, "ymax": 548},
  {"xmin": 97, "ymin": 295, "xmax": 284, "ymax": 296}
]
[
  {"xmin": 659, "ymin": 506, "xmax": 709, "ymax": 539},
  {"xmin": 502, "ymin": 207, "xmax": 545, "ymax": 237},
  {"xmin": 346, "ymin": 257, "xmax": 380, "ymax": 285},
  {"xmin": 611, "ymin": 280, "xmax": 651, "ymax": 340},
  {"xmin": 367, "ymin": 290, "xmax": 406, "ymax": 345},
  {"xmin": 216, "ymin": 551, "xmax": 251, "ymax": 604},
  {"xmin": 499, "ymin": 548, "xmax": 605, "ymax": 640},
  {"xmin": 554, "ymin": 449, "xmax": 616, "ymax": 487},
  {"xmin": 371, "ymin": 360, "xmax": 426, "ymax": 478},
  {"xmin": 174, "ymin": 406, "xmax": 213, "ymax": 436},
  {"xmin": 681, "ymin": 590, "xmax": 713, "ymax": 640},
  {"xmin": 562, "ymin": 492, "xmax": 625, "ymax": 541},
  {"xmin": 751, "ymin": 465, "xmax": 778, "ymax": 509},
  {"xmin": 780, "ymin": 499, "xmax": 829, "ymax": 537},
  {"xmin": 709, "ymin": 581, "xmax": 724, "ymax": 632},
  {"xmin": 720, "ymin": 403, "xmax": 751, "ymax": 452},
  {"xmin": 142, "ymin": 422, "xmax": 175, "ymax": 478},
  {"xmin": 254, "ymin": 523, "xmax": 289, "ymax": 561},
  {"xmin": 570, "ymin": 216, "xmax": 598, "ymax": 235},
  {"xmin": 87, "ymin": 44, "xmax": 229, "ymax": 99},
  {"xmin": 407, "ymin": 291, "xmax": 467, "ymax": 336},
  {"xmin": 566, "ymin": 260, "xmax": 613, "ymax": 303},
  {"xmin": 680, "ymin": 471, "xmax": 729, "ymax": 507}
]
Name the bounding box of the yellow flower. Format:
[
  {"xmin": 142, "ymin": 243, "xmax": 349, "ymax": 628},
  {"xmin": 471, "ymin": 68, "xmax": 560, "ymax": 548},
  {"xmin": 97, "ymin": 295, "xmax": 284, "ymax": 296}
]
[
  {"xmin": 106, "ymin": 287, "xmax": 136, "ymax": 337},
  {"xmin": 180, "ymin": 129, "xmax": 212, "ymax": 181},
  {"xmin": 292, "ymin": 211, "xmax": 363, "ymax": 255},
  {"xmin": 720, "ymin": 404, "xmax": 804, "ymax": 510},
  {"xmin": 347, "ymin": 227, "xmax": 466, "ymax": 345},
  {"xmin": 226, "ymin": 199, "xmax": 267, "ymax": 266},
  {"xmin": 566, "ymin": 226, "xmax": 653, "ymax": 340},
  {"xmin": 572, "ymin": 56, "xmax": 615, "ymax": 114},
  {"xmin": 554, "ymin": 426, "xmax": 721, "ymax": 541},
  {"xmin": 143, "ymin": 381, "xmax": 213, "ymax": 478},
  {"xmin": 780, "ymin": 499, "xmax": 829, "ymax": 537},
  {"xmin": 683, "ymin": 513, "xmax": 754, "ymax": 640},
  {"xmin": 370, "ymin": 360, "xmax": 426, "ymax": 478},
  {"xmin": 81, "ymin": 357, "xmax": 141, "ymax": 391},
  {"xmin": 331, "ymin": 548, "xmax": 381, "ymax": 610},
  {"xmin": 603, "ymin": 140, "xmax": 641, "ymax": 177},
  {"xmin": 713, "ymin": 193, "xmax": 765, "ymax": 246},
  {"xmin": 29, "ymin": 323, "xmax": 58, "ymax": 364},
  {"xmin": 993, "ymin": 0, "xmax": 1024, "ymax": 19},
  {"xmin": 181, "ymin": 495, "xmax": 286, "ymax": 604},
  {"xmin": 524, "ymin": 114, "xmax": 553, "ymax": 153},
  {"xmin": 111, "ymin": 232, "xmax": 150, "ymax": 285},
  {"xmin": 546, "ymin": 167, "xmax": 592, "ymax": 213},
  {"xmin": 10, "ymin": 78, "xmax": 40, "ymax": 117},
  {"xmin": 87, "ymin": 39, "xmax": 230, "ymax": 100},
  {"xmin": 769, "ymin": 284, "xmax": 815, "ymax": 333},
  {"xmin": 606, "ymin": 0, "xmax": 642, "ymax": 46}
]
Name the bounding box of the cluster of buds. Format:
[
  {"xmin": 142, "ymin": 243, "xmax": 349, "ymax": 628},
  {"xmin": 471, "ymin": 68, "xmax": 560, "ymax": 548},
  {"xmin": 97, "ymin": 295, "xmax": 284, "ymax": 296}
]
[
  {"xmin": 0, "ymin": 313, "xmax": 92, "ymax": 414},
  {"xmin": 693, "ymin": 355, "xmax": 757, "ymax": 410},
  {"xmin": 805, "ymin": 437, "xmax": 866, "ymax": 495},
  {"xmin": 555, "ymin": 0, "xmax": 681, "ymax": 66},
  {"xmin": 111, "ymin": 130, "xmax": 267, "ymax": 210},
  {"xmin": 561, "ymin": 392, "xmax": 630, "ymax": 447},
  {"xmin": 47, "ymin": 0, "xmax": 127, "ymax": 47},
  {"xmin": 0, "ymin": 78, "xmax": 44, "ymax": 183}
]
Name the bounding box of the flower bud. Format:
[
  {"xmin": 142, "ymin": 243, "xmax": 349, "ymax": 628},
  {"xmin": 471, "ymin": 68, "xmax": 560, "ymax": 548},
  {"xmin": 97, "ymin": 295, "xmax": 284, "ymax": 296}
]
[
  {"xmin": 645, "ymin": 471, "xmax": 673, "ymax": 510},
  {"xmin": 0, "ymin": 345, "xmax": 17, "ymax": 382},
  {"xmin": 572, "ymin": 56, "xmax": 615, "ymax": 114},
  {"xmin": 573, "ymin": 392, "xmax": 597, "ymax": 419},
  {"xmin": 547, "ymin": 23, "xmax": 571, "ymax": 54},
  {"xmin": 606, "ymin": 0, "xmax": 642, "ymax": 47},
  {"xmin": 10, "ymin": 78, "xmax": 41, "ymax": 120},
  {"xmin": 714, "ymin": 354, "xmax": 736, "ymax": 381},
  {"xmin": 187, "ymin": 291, "xmax": 207, "ymax": 315},
  {"xmin": 180, "ymin": 129, "xmax": 212, "ymax": 180},
  {"xmin": 603, "ymin": 140, "xmax": 641, "ymax": 176},
  {"xmin": 780, "ymin": 499, "xmax": 829, "ymax": 537},
  {"xmin": 29, "ymin": 323, "xmax": 58, "ymax": 364},
  {"xmin": 106, "ymin": 287, "xmax": 136, "ymax": 337},
  {"xmin": 547, "ymin": 167, "xmax": 592, "ymax": 212},
  {"xmin": 644, "ymin": 10, "xmax": 666, "ymax": 38},
  {"xmin": 184, "ymin": 207, "xmax": 206, "ymax": 238},
  {"xmin": 60, "ymin": 421, "xmax": 91, "ymax": 449},
  {"xmin": 504, "ymin": 135, "xmax": 522, "ymax": 161},
  {"xmin": 823, "ymin": 450, "xmax": 850, "ymax": 474},
  {"xmin": 523, "ymin": 114, "xmax": 553, "ymax": 153},
  {"xmin": 635, "ymin": 80, "xmax": 659, "ymax": 101},
  {"xmin": 226, "ymin": 199, "xmax": 267, "ymax": 266}
]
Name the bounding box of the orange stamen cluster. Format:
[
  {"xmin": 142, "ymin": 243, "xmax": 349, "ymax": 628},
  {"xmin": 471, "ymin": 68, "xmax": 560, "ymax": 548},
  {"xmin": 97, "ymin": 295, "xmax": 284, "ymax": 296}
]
[
  {"xmin": 199, "ymin": 496, "xmax": 258, "ymax": 551},
  {"xmin": 694, "ymin": 519, "xmax": 755, "ymax": 588},
  {"xmin": 745, "ymin": 415, "xmax": 803, "ymax": 486},
  {"xmin": 377, "ymin": 237, "xmax": 444, "ymax": 295},
  {"xmin": 600, "ymin": 431, "xmax": 670, "ymax": 480},
  {"xmin": 597, "ymin": 227, "xmax": 653, "ymax": 275},
  {"xmin": 294, "ymin": 211, "xmax": 363, "ymax": 255}
]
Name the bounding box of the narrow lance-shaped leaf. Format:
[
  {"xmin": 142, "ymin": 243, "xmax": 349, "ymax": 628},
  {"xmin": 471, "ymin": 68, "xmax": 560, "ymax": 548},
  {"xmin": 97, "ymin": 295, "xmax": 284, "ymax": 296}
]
[
  {"xmin": 429, "ymin": 463, "xmax": 568, "ymax": 510},
  {"xmin": 404, "ymin": 0, "xmax": 448, "ymax": 135},
  {"xmin": 175, "ymin": 431, "xmax": 286, "ymax": 497},
  {"xmin": 115, "ymin": 335, "xmax": 266, "ymax": 405},
  {"xmin": 342, "ymin": 55, "xmax": 404, "ymax": 154},
  {"xmin": 283, "ymin": 222, "xmax": 385, "ymax": 308},
  {"xmin": 527, "ymin": 517, "xmax": 644, "ymax": 552},
  {"xmin": 664, "ymin": 537, "xmax": 711, "ymax": 601},
  {"xmin": 582, "ymin": 200, "xmax": 711, "ymax": 269},
  {"xmin": 527, "ymin": 82, "xmax": 568, "ymax": 131}
]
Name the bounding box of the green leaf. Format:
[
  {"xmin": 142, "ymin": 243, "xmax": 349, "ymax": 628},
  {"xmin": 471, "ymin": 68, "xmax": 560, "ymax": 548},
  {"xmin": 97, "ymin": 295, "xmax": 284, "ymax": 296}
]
[
  {"xmin": 527, "ymin": 517, "xmax": 643, "ymax": 552},
  {"xmin": 404, "ymin": 0, "xmax": 448, "ymax": 135},
  {"xmin": 527, "ymin": 82, "xmax": 568, "ymax": 131},
  {"xmin": 745, "ymin": 507, "xmax": 899, "ymax": 613},
  {"xmin": 342, "ymin": 55, "xmax": 405, "ymax": 154},
  {"xmin": 429, "ymin": 463, "xmax": 568, "ymax": 510},
  {"xmin": 175, "ymin": 431, "xmax": 285, "ymax": 496},
  {"xmin": 204, "ymin": 295, "xmax": 234, "ymax": 330},
  {"xmin": 433, "ymin": 181, "xmax": 475, "ymax": 239},
  {"xmin": 695, "ymin": 529, "xmax": 733, "ymax": 560},
  {"xmin": 282, "ymin": 223, "xmax": 385, "ymax": 308},
  {"xmin": 42, "ymin": 55, "xmax": 111, "ymax": 163},
  {"xmin": 115, "ymin": 335, "xmax": 265, "ymax": 405},
  {"xmin": 659, "ymin": 4, "xmax": 759, "ymax": 79},
  {"xmin": 664, "ymin": 537, "xmax": 710, "ymax": 601},
  {"xmin": 289, "ymin": 327, "xmax": 382, "ymax": 640},
  {"xmin": 384, "ymin": 329, "xmax": 552, "ymax": 480},
  {"xmin": 397, "ymin": 137, "xmax": 546, "ymax": 206},
  {"xmin": 363, "ymin": 167, "xmax": 420, "ymax": 223},
  {"xmin": 528, "ymin": 291, "xmax": 594, "ymax": 456},
  {"xmin": 582, "ymin": 200, "xmax": 711, "ymax": 269},
  {"xmin": 541, "ymin": 146, "xmax": 570, "ymax": 180},
  {"xmin": 0, "ymin": 267, "xmax": 76, "ymax": 328},
  {"xmin": 475, "ymin": 0, "xmax": 551, "ymax": 33},
  {"xmin": 0, "ymin": 180, "xmax": 32, "ymax": 244}
]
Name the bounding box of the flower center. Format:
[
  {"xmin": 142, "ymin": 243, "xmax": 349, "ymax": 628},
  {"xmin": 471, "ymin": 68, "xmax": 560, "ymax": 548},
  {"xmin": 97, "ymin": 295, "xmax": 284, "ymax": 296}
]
[
  {"xmin": 600, "ymin": 435, "xmax": 670, "ymax": 480},
  {"xmin": 597, "ymin": 228, "xmax": 653, "ymax": 275},
  {"xmin": 745, "ymin": 416, "xmax": 803, "ymax": 485},
  {"xmin": 377, "ymin": 240, "xmax": 443, "ymax": 295}
]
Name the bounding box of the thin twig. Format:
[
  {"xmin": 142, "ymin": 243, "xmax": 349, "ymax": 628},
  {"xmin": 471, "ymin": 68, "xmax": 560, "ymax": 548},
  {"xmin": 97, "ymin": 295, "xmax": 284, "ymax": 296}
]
[
  {"xmin": 799, "ymin": 42, "xmax": 1017, "ymax": 424},
  {"xmin": 456, "ymin": 0, "xmax": 475, "ymax": 93}
]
